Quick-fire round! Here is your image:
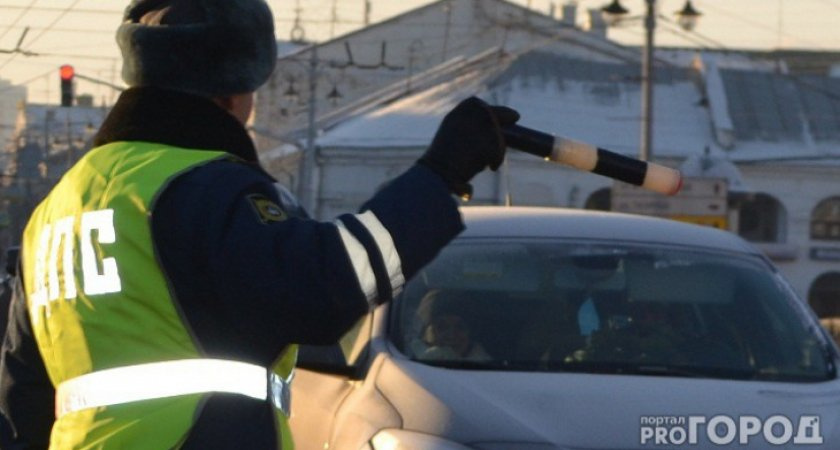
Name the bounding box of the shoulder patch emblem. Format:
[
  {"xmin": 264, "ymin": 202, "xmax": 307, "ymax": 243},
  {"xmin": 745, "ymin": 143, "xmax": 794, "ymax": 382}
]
[{"xmin": 247, "ymin": 194, "xmax": 288, "ymax": 223}]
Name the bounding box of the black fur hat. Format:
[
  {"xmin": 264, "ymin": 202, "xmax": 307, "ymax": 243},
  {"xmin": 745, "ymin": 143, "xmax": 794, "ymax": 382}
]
[{"xmin": 117, "ymin": 0, "xmax": 277, "ymax": 97}]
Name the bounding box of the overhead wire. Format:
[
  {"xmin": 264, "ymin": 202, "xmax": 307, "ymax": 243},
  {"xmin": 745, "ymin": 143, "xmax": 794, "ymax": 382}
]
[
  {"xmin": 5, "ymin": 57, "xmax": 111, "ymax": 74},
  {"xmin": 0, "ymin": 5, "xmax": 122, "ymax": 15},
  {"xmin": 2, "ymin": 2, "xmax": 838, "ymax": 48},
  {"xmin": 652, "ymin": 12, "xmax": 840, "ymax": 110},
  {"xmin": 657, "ymin": 16, "xmax": 728, "ymax": 52},
  {"xmin": 699, "ymin": 1, "xmax": 829, "ymax": 50},
  {"xmin": 562, "ymin": 2, "xmax": 840, "ymax": 109},
  {"xmin": 0, "ymin": 0, "xmax": 83, "ymax": 72},
  {"xmin": 17, "ymin": 0, "xmax": 83, "ymax": 52},
  {"xmin": 30, "ymin": 52, "xmax": 118, "ymax": 61},
  {"xmin": 44, "ymin": 41, "xmax": 117, "ymax": 53},
  {"xmin": 473, "ymin": 1, "xmax": 840, "ymax": 142},
  {"xmin": 660, "ymin": 19, "xmax": 840, "ymax": 103},
  {"xmin": 4, "ymin": 0, "xmax": 840, "ymax": 105},
  {"xmin": 0, "ymin": 0, "xmax": 38, "ymax": 42},
  {"xmin": 0, "ymin": 67, "xmax": 52, "ymax": 93},
  {"xmin": 0, "ymin": 25, "xmax": 114, "ymax": 35}
]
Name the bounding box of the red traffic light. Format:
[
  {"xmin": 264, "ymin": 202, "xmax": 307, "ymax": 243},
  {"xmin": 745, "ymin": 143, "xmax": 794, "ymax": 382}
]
[
  {"xmin": 60, "ymin": 64, "xmax": 74, "ymax": 107},
  {"xmin": 60, "ymin": 64, "xmax": 74, "ymax": 81}
]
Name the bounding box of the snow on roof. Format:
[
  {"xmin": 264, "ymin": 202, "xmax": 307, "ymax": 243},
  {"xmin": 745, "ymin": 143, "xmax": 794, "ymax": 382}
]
[
  {"xmin": 656, "ymin": 49, "xmax": 777, "ymax": 72},
  {"xmin": 721, "ymin": 69, "xmax": 840, "ymax": 143},
  {"xmin": 317, "ymin": 51, "xmax": 712, "ymax": 158},
  {"xmin": 317, "ymin": 49, "xmax": 840, "ymax": 162},
  {"xmin": 679, "ymin": 153, "xmax": 752, "ymax": 193},
  {"xmin": 313, "ymin": 55, "xmax": 497, "ymax": 148},
  {"xmin": 490, "ymin": 53, "xmax": 710, "ymax": 157}
]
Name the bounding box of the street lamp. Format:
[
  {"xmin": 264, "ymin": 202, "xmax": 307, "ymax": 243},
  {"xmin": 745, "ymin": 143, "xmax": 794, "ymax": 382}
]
[
  {"xmin": 326, "ymin": 84, "xmax": 343, "ymax": 106},
  {"xmin": 282, "ymin": 78, "xmax": 300, "ymax": 103},
  {"xmin": 601, "ymin": 0, "xmax": 702, "ymax": 161},
  {"xmin": 601, "ymin": 0, "xmax": 629, "ymax": 25},
  {"xmin": 675, "ymin": 1, "xmax": 702, "ymax": 31}
]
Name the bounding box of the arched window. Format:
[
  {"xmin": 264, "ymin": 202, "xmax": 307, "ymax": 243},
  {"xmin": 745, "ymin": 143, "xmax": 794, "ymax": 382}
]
[
  {"xmin": 808, "ymin": 272, "xmax": 840, "ymax": 346},
  {"xmin": 584, "ymin": 188, "xmax": 611, "ymax": 211},
  {"xmin": 811, "ymin": 197, "xmax": 840, "ymax": 241},
  {"xmin": 738, "ymin": 193, "xmax": 785, "ymax": 243}
]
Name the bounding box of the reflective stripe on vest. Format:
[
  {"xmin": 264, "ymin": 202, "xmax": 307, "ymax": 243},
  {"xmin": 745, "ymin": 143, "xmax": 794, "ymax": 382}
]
[
  {"xmin": 22, "ymin": 143, "xmax": 297, "ymax": 448},
  {"xmin": 55, "ymin": 359, "xmax": 293, "ymax": 418}
]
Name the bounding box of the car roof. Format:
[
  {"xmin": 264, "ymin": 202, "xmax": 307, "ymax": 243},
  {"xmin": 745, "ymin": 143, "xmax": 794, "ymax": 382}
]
[{"xmin": 459, "ymin": 206, "xmax": 758, "ymax": 255}]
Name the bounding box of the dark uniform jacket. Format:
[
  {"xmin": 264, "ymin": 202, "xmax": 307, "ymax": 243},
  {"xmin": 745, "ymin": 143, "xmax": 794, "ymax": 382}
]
[{"xmin": 0, "ymin": 87, "xmax": 464, "ymax": 449}]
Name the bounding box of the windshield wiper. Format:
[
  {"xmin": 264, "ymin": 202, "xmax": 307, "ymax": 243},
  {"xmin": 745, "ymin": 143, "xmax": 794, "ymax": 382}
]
[
  {"xmin": 414, "ymin": 358, "xmax": 767, "ymax": 380},
  {"xmin": 557, "ymin": 361, "xmax": 760, "ymax": 380},
  {"xmin": 629, "ymin": 365, "xmax": 712, "ymax": 378},
  {"xmin": 557, "ymin": 362, "xmax": 701, "ymax": 377},
  {"xmin": 413, "ymin": 359, "xmax": 512, "ymax": 370}
]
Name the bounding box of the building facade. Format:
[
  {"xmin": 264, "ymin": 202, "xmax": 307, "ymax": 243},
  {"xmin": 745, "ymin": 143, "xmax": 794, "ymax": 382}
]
[
  {"xmin": 252, "ymin": 1, "xmax": 840, "ymax": 343},
  {"xmin": 0, "ymin": 103, "xmax": 106, "ymax": 251}
]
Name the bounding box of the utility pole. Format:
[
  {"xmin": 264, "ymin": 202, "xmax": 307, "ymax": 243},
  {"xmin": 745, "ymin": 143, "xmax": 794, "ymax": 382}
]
[
  {"xmin": 406, "ymin": 40, "xmax": 423, "ymax": 93},
  {"xmin": 297, "ymin": 46, "xmax": 319, "ymax": 214},
  {"xmin": 442, "ymin": 1, "xmax": 453, "ymax": 62},
  {"xmin": 65, "ymin": 108, "xmax": 73, "ymax": 169},
  {"xmin": 602, "ymin": 0, "xmax": 700, "ymax": 161},
  {"xmin": 43, "ymin": 112, "xmax": 50, "ymax": 160},
  {"xmin": 640, "ymin": 0, "xmax": 656, "ymax": 162},
  {"xmin": 330, "ymin": 0, "xmax": 338, "ymax": 38}
]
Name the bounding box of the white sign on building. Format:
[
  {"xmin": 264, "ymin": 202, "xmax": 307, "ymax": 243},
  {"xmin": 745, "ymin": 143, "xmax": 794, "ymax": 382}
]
[{"xmin": 612, "ymin": 177, "xmax": 729, "ymax": 229}]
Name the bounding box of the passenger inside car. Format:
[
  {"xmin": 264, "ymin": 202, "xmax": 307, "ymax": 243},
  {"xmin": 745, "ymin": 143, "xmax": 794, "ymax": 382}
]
[
  {"xmin": 568, "ymin": 301, "xmax": 686, "ymax": 364},
  {"xmin": 412, "ymin": 290, "xmax": 491, "ymax": 362},
  {"xmin": 516, "ymin": 254, "xmax": 628, "ymax": 364},
  {"xmin": 566, "ymin": 259, "xmax": 749, "ymax": 369},
  {"xmin": 394, "ymin": 235, "xmax": 833, "ymax": 383}
]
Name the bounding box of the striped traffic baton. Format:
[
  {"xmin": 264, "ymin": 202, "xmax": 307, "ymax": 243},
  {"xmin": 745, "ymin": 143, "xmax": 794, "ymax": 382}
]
[{"xmin": 503, "ymin": 124, "xmax": 683, "ymax": 196}]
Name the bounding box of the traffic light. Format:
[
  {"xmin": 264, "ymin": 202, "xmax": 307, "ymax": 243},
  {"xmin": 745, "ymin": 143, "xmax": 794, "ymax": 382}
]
[{"xmin": 60, "ymin": 64, "xmax": 74, "ymax": 107}]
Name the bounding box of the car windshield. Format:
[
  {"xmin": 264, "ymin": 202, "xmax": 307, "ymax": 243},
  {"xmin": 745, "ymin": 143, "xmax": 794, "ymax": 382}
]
[{"xmin": 390, "ymin": 239, "xmax": 836, "ymax": 382}]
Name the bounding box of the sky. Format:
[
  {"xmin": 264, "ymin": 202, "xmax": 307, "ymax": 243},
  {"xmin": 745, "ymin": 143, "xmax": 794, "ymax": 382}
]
[{"xmin": 1, "ymin": 0, "xmax": 840, "ymax": 105}]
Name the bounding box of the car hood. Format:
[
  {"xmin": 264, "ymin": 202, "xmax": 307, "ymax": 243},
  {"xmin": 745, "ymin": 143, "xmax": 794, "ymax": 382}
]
[{"xmin": 374, "ymin": 356, "xmax": 840, "ymax": 449}]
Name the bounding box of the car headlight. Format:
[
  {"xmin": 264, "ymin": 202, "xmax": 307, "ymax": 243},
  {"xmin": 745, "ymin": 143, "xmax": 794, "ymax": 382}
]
[{"xmin": 369, "ymin": 429, "xmax": 472, "ymax": 450}]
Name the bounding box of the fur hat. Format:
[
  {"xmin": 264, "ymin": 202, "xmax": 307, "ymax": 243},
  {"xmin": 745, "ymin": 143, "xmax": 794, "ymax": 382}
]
[{"xmin": 117, "ymin": 0, "xmax": 277, "ymax": 97}]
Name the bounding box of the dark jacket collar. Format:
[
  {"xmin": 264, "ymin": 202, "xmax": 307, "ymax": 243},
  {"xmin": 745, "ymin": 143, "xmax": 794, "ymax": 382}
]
[{"xmin": 93, "ymin": 87, "xmax": 259, "ymax": 163}]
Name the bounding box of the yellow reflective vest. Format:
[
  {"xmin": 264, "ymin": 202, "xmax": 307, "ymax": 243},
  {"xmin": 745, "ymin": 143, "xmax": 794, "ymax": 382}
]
[{"xmin": 21, "ymin": 141, "xmax": 296, "ymax": 450}]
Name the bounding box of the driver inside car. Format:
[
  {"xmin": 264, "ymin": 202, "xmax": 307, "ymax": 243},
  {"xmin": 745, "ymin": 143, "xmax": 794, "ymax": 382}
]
[{"xmin": 413, "ymin": 290, "xmax": 491, "ymax": 362}]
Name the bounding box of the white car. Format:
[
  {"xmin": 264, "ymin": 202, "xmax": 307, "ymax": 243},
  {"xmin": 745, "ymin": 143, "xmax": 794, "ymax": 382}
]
[{"xmin": 290, "ymin": 207, "xmax": 840, "ymax": 450}]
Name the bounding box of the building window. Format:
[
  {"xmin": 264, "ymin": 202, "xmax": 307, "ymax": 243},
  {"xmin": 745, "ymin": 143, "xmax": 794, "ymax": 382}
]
[
  {"xmin": 584, "ymin": 188, "xmax": 611, "ymax": 211},
  {"xmin": 811, "ymin": 197, "xmax": 840, "ymax": 241},
  {"xmin": 738, "ymin": 193, "xmax": 785, "ymax": 243},
  {"xmin": 808, "ymin": 272, "xmax": 840, "ymax": 346}
]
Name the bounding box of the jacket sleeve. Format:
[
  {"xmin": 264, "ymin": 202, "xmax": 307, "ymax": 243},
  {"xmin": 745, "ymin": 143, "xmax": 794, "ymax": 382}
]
[
  {"xmin": 153, "ymin": 162, "xmax": 463, "ymax": 364},
  {"xmin": 0, "ymin": 275, "xmax": 54, "ymax": 450}
]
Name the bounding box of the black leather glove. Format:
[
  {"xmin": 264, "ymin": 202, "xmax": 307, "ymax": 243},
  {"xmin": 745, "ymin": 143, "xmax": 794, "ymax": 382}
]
[{"xmin": 418, "ymin": 97, "xmax": 520, "ymax": 199}]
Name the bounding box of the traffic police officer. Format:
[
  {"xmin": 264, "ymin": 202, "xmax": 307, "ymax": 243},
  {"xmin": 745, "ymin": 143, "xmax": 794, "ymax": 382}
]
[{"xmin": 0, "ymin": 0, "xmax": 519, "ymax": 448}]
